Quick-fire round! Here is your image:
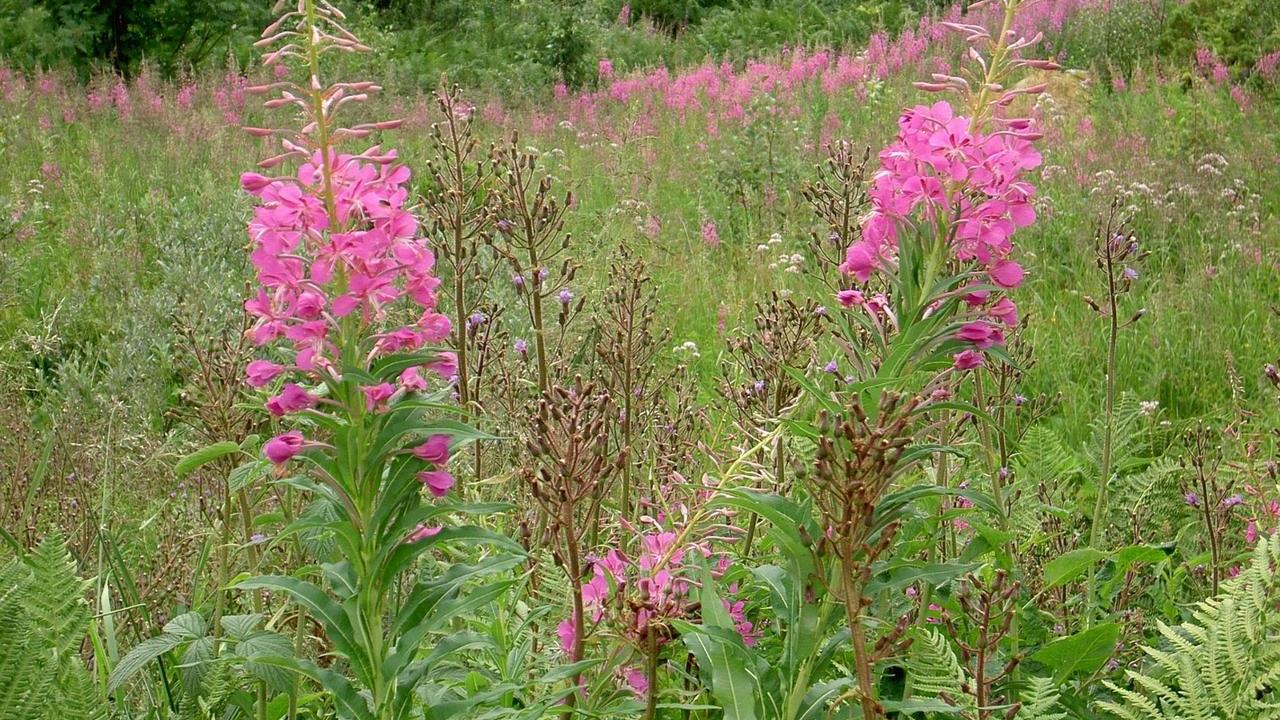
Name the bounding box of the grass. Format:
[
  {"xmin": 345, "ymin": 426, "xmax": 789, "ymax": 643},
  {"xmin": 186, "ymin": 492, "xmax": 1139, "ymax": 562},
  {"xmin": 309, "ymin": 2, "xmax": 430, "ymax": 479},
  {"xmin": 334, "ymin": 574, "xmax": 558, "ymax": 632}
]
[{"xmin": 1, "ymin": 17, "xmax": 1279, "ymax": 715}]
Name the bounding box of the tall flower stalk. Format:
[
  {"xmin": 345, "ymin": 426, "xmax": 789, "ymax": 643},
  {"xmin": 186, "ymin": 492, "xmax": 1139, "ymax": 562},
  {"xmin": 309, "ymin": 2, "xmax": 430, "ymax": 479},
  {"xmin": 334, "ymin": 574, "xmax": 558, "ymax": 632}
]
[
  {"xmin": 816, "ymin": 1, "xmax": 1056, "ymax": 712},
  {"xmin": 235, "ymin": 3, "xmax": 511, "ymax": 718},
  {"xmin": 1082, "ymin": 200, "xmax": 1145, "ymax": 623}
]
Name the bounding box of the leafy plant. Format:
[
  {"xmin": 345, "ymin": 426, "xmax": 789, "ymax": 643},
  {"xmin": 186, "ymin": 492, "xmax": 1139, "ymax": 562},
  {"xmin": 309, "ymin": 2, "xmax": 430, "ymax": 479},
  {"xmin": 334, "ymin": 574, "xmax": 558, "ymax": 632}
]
[
  {"xmin": 1098, "ymin": 532, "xmax": 1280, "ymax": 719},
  {"xmin": 0, "ymin": 534, "xmax": 107, "ymax": 720}
]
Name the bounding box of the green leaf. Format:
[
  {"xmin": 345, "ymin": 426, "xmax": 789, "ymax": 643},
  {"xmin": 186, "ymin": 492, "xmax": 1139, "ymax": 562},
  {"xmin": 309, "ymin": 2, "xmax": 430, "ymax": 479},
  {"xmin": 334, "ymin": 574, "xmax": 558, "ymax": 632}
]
[
  {"xmin": 1031, "ymin": 623, "xmax": 1119, "ymax": 681},
  {"xmin": 175, "ymin": 441, "xmax": 241, "ymax": 477},
  {"xmin": 236, "ymin": 575, "xmax": 370, "ymax": 686},
  {"xmin": 674, "ymin": 566, "xmax": 759, "ymax": 720},
  {"xmin": 163, "ymin": 611, "xmax": 207, "ymax": 640},
  {"xmin": 107, "ymin": 633, "xmax": 185, "ymax": 692},
  {"xmin": 1043, "ymin": 548, "xmax": 1108, "ymax": 590},
  {"xmin": 679, "ymin": 626, "xmax": 759, "ymax": 720},
  {"xmin": 248, "ymin": 655, "xmax": 373, "ymax": 720}
]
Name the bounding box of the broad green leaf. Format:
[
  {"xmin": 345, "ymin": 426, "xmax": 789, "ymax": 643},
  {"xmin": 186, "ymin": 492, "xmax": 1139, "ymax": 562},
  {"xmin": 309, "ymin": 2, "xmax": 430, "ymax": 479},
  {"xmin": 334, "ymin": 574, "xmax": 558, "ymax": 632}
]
[
  {"xmin": 1043, "ymin": 548, "xmax": 1108, "ymax": 590},
  {"xmin": 249, "ymin": 655, "xmax": 373, "ymax": 720},
  {"xmin": 107, "ymin": 633, "xmax": 184, "ymax": 692},
  {"xmin": 175, "ymin": 441, "xmax": 241, "ymax": 476},
  {"xmin": 236, "ymin": 575, "xmax": 370, "ymax": 686},
  {"xmin": 1031, "ymin": 623, "xmax": 1119, "ymax": 681},
  {"xmin": 162, "ymin": 611, "xmax": 207, "ymax": 639}
]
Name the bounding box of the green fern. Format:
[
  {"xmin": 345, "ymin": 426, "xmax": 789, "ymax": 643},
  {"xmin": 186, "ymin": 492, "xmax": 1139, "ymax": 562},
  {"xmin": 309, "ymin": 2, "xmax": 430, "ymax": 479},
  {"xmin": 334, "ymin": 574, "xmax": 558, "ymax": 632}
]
[
  {"xmin": 1098, "ymin": 533, "xmax": 1280, "ymax": 719},
  {"xmin": 905, "ymin": 628, "xmax": 974, "ymax": 713},
  {"xmin": 0, "ymin": 534, "xmax": 108, "ymax": 720},
  {"xmin": 1016, "ymin": 676, "xmax": 1067, "ymax": 720},
  {"xmin": 1011, "ymin": 424, "xmax": 1083, "ymax": 541}
]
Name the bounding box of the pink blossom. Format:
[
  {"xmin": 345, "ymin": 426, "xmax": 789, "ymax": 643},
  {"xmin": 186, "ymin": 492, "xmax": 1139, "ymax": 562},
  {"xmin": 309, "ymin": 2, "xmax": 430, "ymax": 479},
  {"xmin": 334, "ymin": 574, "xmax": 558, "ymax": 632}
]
[
  {"xmin": 264, "ymin": 431, "xmax": 306, "ymax": 464},
  {"xmin": 246, "ymin": 359, "xmax": 286, "ymax": 387},
  {"xmin": 701, "ymin": 219, "xmax": 720, "ymax": 248},
  {"xmin": 557, "ymin": 619, "xmax": 577, "ymax": 655},
  {"xmin": 840, "ymin": 241, "xmax": 881, "ymax": 282},
  {"xmin": 623, "ymin": 666, "xmax": 647, "ymax": 694},
  {"xmin": 956, "ymin": 321, "xmax": 1003, "ymax": 349},
  {"xmin": 362, "ymin": 383, "xmax": 397, "ymax": 411},
  {"xmin": 836, "ymin": 289, "xmax": 865, "ymax": 308},
  {"xmin": 399, "ymin": 366, "xmax": 430, "ymax": 391},
  {"xmin": 989, "ymin": 297, "xmax": 1019, "ymax": 326},
  {"xmin": 427, "ymin": 351, "xmax": 458, "ymax": 379},
  {"xmin": 266, "ymin": 383, "xmax": 317, "ymax": 416},
  {"xmin": 418, "ymin": 469, "xmax": 455, "ymax": 497},
  {"xmin": 413, "ymin": 434, "xmax": 451, "ymax": 465},
  {"xmin": 989, "ymin": 259, "xmax": 1025, "ymax": 288},
  {"xmin": 953, "ymin": 349, "xmax": 985, "ymax": 370},
  {"xmin": 407, "ymin": 524, "xmax": 441, "ymax": 543}
]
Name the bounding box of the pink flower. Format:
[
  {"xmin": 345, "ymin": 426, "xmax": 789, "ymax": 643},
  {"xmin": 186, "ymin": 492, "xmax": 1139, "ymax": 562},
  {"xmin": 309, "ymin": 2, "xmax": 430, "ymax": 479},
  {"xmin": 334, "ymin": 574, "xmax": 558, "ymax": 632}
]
[
  {"xmin": 953, "ymin": 349, "xmax": 985, "ymax": 370},
  {"xmin": 418, "ymin": 469, "xmax": 455, "ymax": 497},
  {"xmin": 413, "ymin": 434, "xmax": 451, "ymax": 465},
  {"xmin": 246, "ymin": 359, "xmax": 286, "ymax": 387},
  {"xmin": 989, "ymin": 297, "xmax": 1019, "ymax": 326},
  {"xmin": 264, "ymin": 430, "xmax": 306, "ymax": 464},
  {"xmin": 399, "ymin": 366, "xmax": 430, "ymax": 391},
  {"xmin": 701, "ymin": 220, "xmax": 720, "ymax": 248},
  {"xmin": 407, "ymin": 524, "xmax": 441, "ymax": 543},
  {"xmin": 836, "ymin": 289, "xmax": 865, "ymax": 307},
  {"xmin": 418, "ymin": 312, "xmax": 453, "ymax": 343},
  {"xmin": 266, "ymin": 383, "xmax": 316, "ymax": 416},
  {"xmin": 623, "ymin": 666, "xmax": 648, "ymax": 694},
  {"xmin": 989, "ymin": 259, "xmax": 1025, "ymax": 288},
  {"xmin": 557, "ymin": 619, "xmax": 577, "ymax": 655},
  {"xmin": 428, "ymin": 351, "xmax": 458, "ymax": 379},
  {"xmin": 598, "ymin": 58, "xmax": 615, "ymax": 79},
  {"xmin": 363, "ymin": 383, "xmax": 397, "ymax": 411},
  {"xmin": 840, "ymin": 241, "xmax": 880, "ymax": 283},
  {"xmin": 956, "ymin": 321, "xmax": 1003, "ymax": 349}
]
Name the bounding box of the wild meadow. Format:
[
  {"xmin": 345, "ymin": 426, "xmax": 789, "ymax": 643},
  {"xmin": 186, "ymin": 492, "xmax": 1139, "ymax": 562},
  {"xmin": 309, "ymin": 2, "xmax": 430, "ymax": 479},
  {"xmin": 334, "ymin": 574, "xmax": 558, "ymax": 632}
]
[{"xmin": 2, "ymin": 0, "xmax": 1280, "ymax": 718}]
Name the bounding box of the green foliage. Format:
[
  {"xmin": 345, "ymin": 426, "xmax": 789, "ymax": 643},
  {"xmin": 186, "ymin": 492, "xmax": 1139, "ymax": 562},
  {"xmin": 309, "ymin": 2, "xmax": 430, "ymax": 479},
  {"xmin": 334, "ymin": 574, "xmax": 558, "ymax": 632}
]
[
  {"xmin": 1098, "ymin": 533, "xmax": 1280, "ymax": 719},
  {"xmin": 0, "ymin": 0, "xmax": 271, "ymax": 74},
  {"xmin": 0, "ymin": 534, "xmax": 107, "ymax": 720},
  {"xmin": 1056, "ymin": 0, "xmax": 1165, "ymax": 86},
  {"xmin": 902, "ymin": 628, "xmax": 974, "ymax": 713},
  {"xmin": 1158, "ymin": 0, "xmax": 1280, "ymax": 71}
]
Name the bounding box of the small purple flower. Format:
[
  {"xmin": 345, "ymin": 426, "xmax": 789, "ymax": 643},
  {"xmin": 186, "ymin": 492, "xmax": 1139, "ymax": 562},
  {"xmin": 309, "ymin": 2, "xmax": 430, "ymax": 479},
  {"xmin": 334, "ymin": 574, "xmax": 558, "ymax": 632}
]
[
  {"xmin": 753, "ymin": 379, "xmax": 766, "ymax": 395},
  {"xmin": 249, "ymin": 533, "xmax": 268, "ymax": 545},
  {"xmin": 1123, "ymin": 267, "xmax": 1139, "ymax": 280},
  {"xmin": 1221, "ymin": 494, "xmax": 1244, "ymax": 508},
  {"xmin": 1014, "ymin": 394, "xmax": 1027, "ymax": 406},
  {"xmin": 814, "ymin": 305, "xmax": 828, "ymax": 317},
  {"xmin": 823, "ymin": 360, "xmax": 839, "ymax": 374},
  {"xmin": 467, "ymin": 311, "xmax": 488, "ymax": 329},
  {"xmin": 514, "ymin": 338, "xmax": 528, "ymax": 355},
  {"xmin": 538, "ymin": 267, "xmax": 550, "ymax": 281},
  {"xmin": 1185, "ymin": 492, "xmax": 1200, "ymax": 507},
  {"xmin": 559, "ymin": 288, "xmax": 574, "ymax": 306},
  {"xmin": 513, "ymin": 274, "xmax": 525, "ymax": 289}
]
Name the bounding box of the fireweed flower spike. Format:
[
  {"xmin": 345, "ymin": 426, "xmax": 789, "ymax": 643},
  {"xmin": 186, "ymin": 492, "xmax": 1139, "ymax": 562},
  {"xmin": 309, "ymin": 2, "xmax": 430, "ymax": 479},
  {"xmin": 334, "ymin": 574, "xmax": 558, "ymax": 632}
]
[
  {"xmin": 235, "ymin": 3, "xmax": 508, "ymax": 719},
  {"xmin": 837, "ymin": 0, "xmax": 1051, "ymax": 359}
]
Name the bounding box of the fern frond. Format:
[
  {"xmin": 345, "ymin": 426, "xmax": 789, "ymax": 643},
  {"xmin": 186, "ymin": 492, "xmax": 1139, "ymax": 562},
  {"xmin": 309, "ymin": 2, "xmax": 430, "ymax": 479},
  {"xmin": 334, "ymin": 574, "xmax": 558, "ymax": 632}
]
[
  {"xmin": 1097, "ymin": 533, "xmax": 1280, "ymax": 719},
  {"xmin": 905, "ymin": 628, "xmax": 973, "ymax": 710},
  {"xmin": 1016, "ymin": 676, "xmax": 1066, "ymax": 720}
]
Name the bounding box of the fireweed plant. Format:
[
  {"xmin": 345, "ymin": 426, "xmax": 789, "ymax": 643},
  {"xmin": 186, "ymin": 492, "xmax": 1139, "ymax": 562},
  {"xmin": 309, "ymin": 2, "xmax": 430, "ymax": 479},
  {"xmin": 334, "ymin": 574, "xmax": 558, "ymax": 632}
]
[
  {"xmin": 231, "ymin": 2, "xmax": 517, "ymax": 719},
  {"xmin": 802, "ymin": 0, "xmax": 1056, "ymax": 714}
]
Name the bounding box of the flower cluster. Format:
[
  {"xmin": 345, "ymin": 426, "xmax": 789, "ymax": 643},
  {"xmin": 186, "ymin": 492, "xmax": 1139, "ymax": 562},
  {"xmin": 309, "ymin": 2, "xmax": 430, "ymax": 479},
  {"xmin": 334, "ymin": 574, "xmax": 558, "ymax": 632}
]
[
  {"xmin": 836, "ymin": 2, "xmax": 1054, "ymax": 368},
  {"xmin": 556, "ymin": 527, "xmax": 757, "ymax": 682},
  {"xmin": 845, "ymin": 99, "xmax": 1040, "ymax": 290},
  {"xmin": 242, "ymin": 149, "xmax": 458, "ymax": 493}
]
